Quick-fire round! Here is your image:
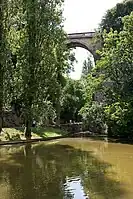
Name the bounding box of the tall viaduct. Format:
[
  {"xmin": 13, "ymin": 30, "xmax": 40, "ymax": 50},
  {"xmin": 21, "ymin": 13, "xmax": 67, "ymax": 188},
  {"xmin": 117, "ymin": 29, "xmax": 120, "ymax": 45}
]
[{"xmin": 67, "ymin": 31, "xmax": 99, "ymax": 61}]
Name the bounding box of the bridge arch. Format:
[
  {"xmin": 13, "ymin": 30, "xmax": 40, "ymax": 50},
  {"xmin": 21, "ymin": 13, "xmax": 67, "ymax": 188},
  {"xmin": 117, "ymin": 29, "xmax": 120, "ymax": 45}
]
[
  {"xmin": 67, "ymin": 41, "xmax": 94, "ymax": 58},
  {"xmin": 66, "ymin": 32, "xmax": 98, "ymax": 61}
]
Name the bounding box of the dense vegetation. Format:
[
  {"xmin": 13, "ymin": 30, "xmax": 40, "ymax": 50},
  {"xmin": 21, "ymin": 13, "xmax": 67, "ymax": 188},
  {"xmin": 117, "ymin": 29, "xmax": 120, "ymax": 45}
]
[
  {"xmin": 1, "ymin": 0, "xmax": 133, "ymax": 139},
  {"xmin": 0, "ymin": 0, "xmax": 71, "ymax": 138},
  {"xmin": 64, "ymin": 0, "xmax": 133, "ymax": 138},
  {"xmin": 79, "ymin": 1, "xmax": 133, "ymax": 138},
  {"xmin": 100, "ymin": 0, "xmax": 133, "ymax": 33}
]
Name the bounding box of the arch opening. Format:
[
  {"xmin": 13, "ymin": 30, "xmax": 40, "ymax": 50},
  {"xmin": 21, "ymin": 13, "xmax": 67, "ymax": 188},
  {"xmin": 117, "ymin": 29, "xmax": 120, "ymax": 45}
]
[
  {"xmin": 68, "ymin": 46, "xmax": 95, "ymax": 80},
  {"xmin": 67, "ymin": 41, "xmax": 95, "ymax": 58}
]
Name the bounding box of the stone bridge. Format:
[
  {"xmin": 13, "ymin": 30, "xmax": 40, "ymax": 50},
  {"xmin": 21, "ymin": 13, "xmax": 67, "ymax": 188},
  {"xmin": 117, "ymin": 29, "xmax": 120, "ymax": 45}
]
[{"xmin": 67, "ymin": 31, "xmax": 99, "ymax": 61}]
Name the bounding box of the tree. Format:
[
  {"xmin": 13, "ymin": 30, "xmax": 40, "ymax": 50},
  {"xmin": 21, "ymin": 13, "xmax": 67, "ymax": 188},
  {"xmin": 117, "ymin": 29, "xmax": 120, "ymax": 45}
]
[
  {"xmin": 0, "ymin": 0, "xmax": 13, "ymax": 133},
  {"xmin": 60, "ymin": 78, "xmax": 85, "ymax": 123},
  {"xmin": 94, "ymin": 0, "xmax": 133, "ymax": 56},
  {"xmin": 79, "ymin": 70, "xmax": 105, "ymax": 133},
  {"xmin": 6, "ymin": 0, "xmax": 69, "ymax": 138},
  {"xmin": 95, "ymin": 12, "xmax": 133, "ymax": 137},
  {"xmin": 82, "ymin": 56, "xmax": 93, "ymax": 76},
  {"xmin": 23, "ymin": 0, "xmax": 68, "ymax": 137},
  {"xmin": 45, "ymin": 49, "xmax": 77, "ymax": 126},
  {"xmin": 0, "ymin": 0, "xmax": 4, "ymax": 133},
  {"xmin": 80, "ymin": 12, "xmax": 133, "ymax": 137},
  {"xmin": 100, "ymin": 0, "xmax": 133, "ymax": 33}
]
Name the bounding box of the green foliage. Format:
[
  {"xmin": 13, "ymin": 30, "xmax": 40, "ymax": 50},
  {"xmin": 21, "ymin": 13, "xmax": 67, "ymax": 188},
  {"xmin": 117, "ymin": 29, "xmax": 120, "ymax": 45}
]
[
  {"xmin": 60, "ymin": 78, "xmax": 85, "ymax": 123},
  {"xmin": 83, "ymin": 13, "xmax": 133, "ymax": 137},
  {"xmin": 0, "ymin": 0, "xmax": 71, "ymax": 137},
  {"xmin": 82, "ymin": 56, "xmax": 93, "ymax": 77},
  {"xmin": 104, "ymin": 13, "xmax": 133, "ymax": 137},
  {"xmin": 1, "ymin": 0, "xmax": 133, "ymax": 141},
  {"xmin": 100, "ymin": 0, "xmax": 133, "ymax": 32},
  {"xmin": 97, "ymin": 12, "xmax": 133, "ymax": 103},
  {"xmin": 0, "ymin": 127, "xmax": 67, "ymax": 141},
  {"xmin": 94, "ymin": 0, "xmax": 133, "ymax": 55},
  {"xmin": 0, "ymin": 0, "xmax": 15, "ymax": 132},
  {"xmin": 80, "ymin": 102, "xmax": 105, "ymax": 133},
  {"xmin": 79, "ymin": 71, "xmax": 105, "ymax": 133},
  {"xmin": 104, "ymin": 102, "xmax": 133, "ymax": 137},
  {"xmin": 81, "ymin": 12, "xmax": 133, "ymax": 138}
]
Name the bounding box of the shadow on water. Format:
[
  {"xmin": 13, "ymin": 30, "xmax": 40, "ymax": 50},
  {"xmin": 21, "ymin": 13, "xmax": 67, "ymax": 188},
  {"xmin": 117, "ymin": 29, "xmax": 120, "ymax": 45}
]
[
  {"xmin": 0, "ymin": 141, "xmax": 127, "ymax": 199},
  {"xmin": 83, "ymin": 135, "xmax": 133, "ymax": 145}
]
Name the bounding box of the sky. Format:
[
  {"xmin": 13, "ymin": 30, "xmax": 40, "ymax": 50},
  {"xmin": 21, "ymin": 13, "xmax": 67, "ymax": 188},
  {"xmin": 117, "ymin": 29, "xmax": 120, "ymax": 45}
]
[{"xmin": 63, "ymin": 0, "xmax": 122, "ymax": 79}]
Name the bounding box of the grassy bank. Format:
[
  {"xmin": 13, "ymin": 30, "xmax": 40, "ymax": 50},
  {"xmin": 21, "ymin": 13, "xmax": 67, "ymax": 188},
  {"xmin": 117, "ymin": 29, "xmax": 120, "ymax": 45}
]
[{"xmin": 0, "ymin": 127, "xmax": 67, "ymax": 141}]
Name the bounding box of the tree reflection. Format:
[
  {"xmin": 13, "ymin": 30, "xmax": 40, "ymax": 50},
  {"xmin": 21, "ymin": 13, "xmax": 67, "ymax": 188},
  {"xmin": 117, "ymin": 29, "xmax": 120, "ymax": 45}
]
[{"xmin": 0, "ymin": 141, "xmax": 127, "ymax": 199}]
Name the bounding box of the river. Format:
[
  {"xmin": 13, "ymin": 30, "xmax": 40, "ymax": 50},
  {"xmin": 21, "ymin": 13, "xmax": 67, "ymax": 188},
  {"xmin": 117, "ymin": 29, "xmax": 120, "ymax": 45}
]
[{"xmin": 0, "ymin": 138, "xmax": 133, "ymax": 199}]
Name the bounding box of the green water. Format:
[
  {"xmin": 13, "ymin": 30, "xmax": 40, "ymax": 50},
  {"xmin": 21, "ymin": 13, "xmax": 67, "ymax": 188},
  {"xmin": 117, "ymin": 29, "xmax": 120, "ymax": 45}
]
[{"xmin": 0, "ymin": 138, "xmax": 133, "ymax": 199}]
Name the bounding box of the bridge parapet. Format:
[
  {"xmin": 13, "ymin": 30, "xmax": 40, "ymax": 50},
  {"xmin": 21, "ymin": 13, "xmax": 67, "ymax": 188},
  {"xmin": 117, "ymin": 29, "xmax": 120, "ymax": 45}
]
[{"xmin": 68, "ymin": 32, "xmax": 95, "ymax": 39}]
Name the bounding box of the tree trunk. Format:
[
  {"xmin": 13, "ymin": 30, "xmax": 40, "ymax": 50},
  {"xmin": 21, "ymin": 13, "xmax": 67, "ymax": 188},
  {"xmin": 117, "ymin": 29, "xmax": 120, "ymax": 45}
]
[
  {"xmin": 56, "ymin": 100, "xmax": 61, "ymax": 126},
  {"xmin": 0, "ymin": 114, "xmax": 2, "ymax": 133},
  {"xmin": 25, "ymin": 119, "xmax": 32, "ymax": 139},
  {"xmin": 24, "ymin": 0, "xmax": 36, "ymax": 139},
  {"xmin": 0, "ymin": 83, "xmax": 3, "ymax": 133},
  {"xmin": 0, "ymin": 0, "xmax": 4, "ymax": 133}
]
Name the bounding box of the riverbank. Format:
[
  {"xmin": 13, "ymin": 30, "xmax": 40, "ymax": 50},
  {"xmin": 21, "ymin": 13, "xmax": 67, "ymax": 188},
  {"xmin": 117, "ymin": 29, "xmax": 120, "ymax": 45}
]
[
  {"xmin": 0, "ymin": 127, "xmax": 68, "ymax": 145},
  {"xmin": 1, "ymin": 127, "xmax": 133, "ymax": 146}
]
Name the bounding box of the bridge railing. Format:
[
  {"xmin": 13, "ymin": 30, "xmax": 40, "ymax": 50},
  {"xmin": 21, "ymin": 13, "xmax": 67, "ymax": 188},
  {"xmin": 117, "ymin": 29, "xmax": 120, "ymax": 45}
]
[{"xmin": 68, "ymin": 32, "xmax": 95, "ymax": 39}]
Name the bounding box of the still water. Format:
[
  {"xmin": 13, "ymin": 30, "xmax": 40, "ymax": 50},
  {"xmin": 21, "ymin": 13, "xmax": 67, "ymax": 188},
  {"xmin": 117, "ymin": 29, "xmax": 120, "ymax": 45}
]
[{"xmin": 0, "ymin": 138, "xmax": 133, "ymax": 199}]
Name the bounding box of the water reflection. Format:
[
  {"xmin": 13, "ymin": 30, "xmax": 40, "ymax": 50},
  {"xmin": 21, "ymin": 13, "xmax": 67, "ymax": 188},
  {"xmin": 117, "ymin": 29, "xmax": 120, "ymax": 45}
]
[
  {"xmin": 64, "ymin": 177, "xmax": 89, "ymax": 199},
  {"xmin": 0, "ymin": 138, "xmax": 132, "ymax": 199}
]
